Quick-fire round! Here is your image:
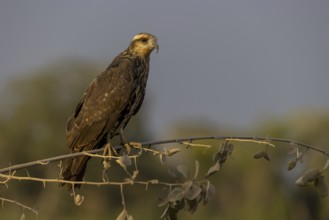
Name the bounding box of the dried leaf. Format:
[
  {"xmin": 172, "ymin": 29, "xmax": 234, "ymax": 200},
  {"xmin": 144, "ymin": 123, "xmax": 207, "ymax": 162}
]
[
  {"xmin": 182, "ymin": 181, "xmax": 193, "ymax": 192},
  {"xmin": 322, "ymin": 159, "xmax": 329, "ymax": 172},
  {"xmin": 253, "ymin": 151, "xmax": 266, "ymax": 159},
  {"xmin": 168, "ymin": 167, "xmax": 178, "ymax": 178},
  {"xmin": 116, "ymin": 209, "xmax": 134, "ymax": 220},
  {"xmin": 116, "ymin": 209, "xmax": 127, "ymax": 220},
  {"xmin": 160, "ymin": 204, "xmax": 179, "ymax": 220},
  {"xmin": 184, "ymin": 184, "xmax": 202, "ymax": 200},
  {"xmin": 295, "ymin": 169, "xmax": 321, "ymax": 186},
  {"xmin": 214, "ymin": 142, "xmax": 234, "ymax": 164},
  {"xmin": 158, "ymin": 187, "xmax": 170, "ymax": 207},
  {"xmin": 203, "ymin": 182, "xmax": 216, "ymax": 204},
  {"xmin": 131, "ymin": 170, "xmax": 139, "ymax": 180},
  {"xmin": 160, "ymin": 205, "xmax": 170, "ymax": 219},
  {"xmin": 287, "ymin": 160, "xmax": 297, "ymax": 171},
  {"xmin": 287, "ymin": 145, "xmax": 298, "ymax": 155},
  {"xmin": 103, "ymin": 160, "xmax": 111, "ymax": 169},
  {"xmin": 74, "ymin": 194, "xmax": 84, "ymax": 206},
  {"xmin": 177, "ymin": 165, "xmax": 189, "ymax": 179},
  {"xmin": 20, "ymin": 213, "xmax": 25, "ymax": 220},
  {"xmin": 185, "ymin": 199, "xmax": 199, "ymax": 214},
  {"xmin": 122, "ymin": 154, "xmax": 132, "ymax": 166},
  {"xmin": 253, "ymin": 151, "xmax": 270, "ymax": 161},
  {"xmin": 193, "ymin": 160, "xmax": 199, "ymax": 180},
  {"xmin": 205, "ymin": 162, "xmax": 220, "ymax": 178},
  {"xmin": 167, "ymin": 148, "xmax": 182, "ymax": 156},
  {"xmin": 225, "ymin": 143, "xmax": 234, "ymax": 155},
  {"xmin": 159, "ymin": 154, "xmax": 166, "ymax": 164},
  {"xmin": 116, "ymin": 154, "xmax": 132, "ymax": 169},
  {"xmin": 263, "ymin": 153, "xmax": 271, "ymax": 161},
  {"xmin": 213, "ymin": 152, "xmax": 221, "ymax": 163},
  {"xmin": 314, "ymin": 175, "xmax": 328, "ymax": 197},
  {"xmin": 168, "ymin": 187, "xmax": 184, "ymax": 202},
  {"xmin": 172, "ymin": 199, "xmax": 185, "ymax": 212}
]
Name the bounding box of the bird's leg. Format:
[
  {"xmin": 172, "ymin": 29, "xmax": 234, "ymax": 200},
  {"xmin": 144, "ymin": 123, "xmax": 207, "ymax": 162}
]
[
  {"xmin": 104, "ymin": 134, "xmax": 118, "ymax": 156},
  {"xmin": 102, "ymin": 142, "xmax": 112, "ymax": 182},
  {"xmin": 102, "ymin": 142, "xmax": 112, "ymax": 156},
  {"xmin": 119, "ymin": 128, "xmax": 132, "ymax": 154},
  {"xmin": 119, "ymin": 128, "xmax": 143, "ymax": 154}
]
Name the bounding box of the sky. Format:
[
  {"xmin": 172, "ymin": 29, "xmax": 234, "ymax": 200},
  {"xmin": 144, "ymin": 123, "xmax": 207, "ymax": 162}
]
[{"xmin": 0, "ymin": 0, "xmax": 329, "ymax": 138}]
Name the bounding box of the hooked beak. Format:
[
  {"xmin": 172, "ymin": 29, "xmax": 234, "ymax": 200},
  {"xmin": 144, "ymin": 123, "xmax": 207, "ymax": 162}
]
[
  {"xmin": 155, "ymin": 43, "xmax": 159, "ymax": 54},
  {"xmin": 152, "ymin": 36, "xmax": 159, "ymax": 54}
]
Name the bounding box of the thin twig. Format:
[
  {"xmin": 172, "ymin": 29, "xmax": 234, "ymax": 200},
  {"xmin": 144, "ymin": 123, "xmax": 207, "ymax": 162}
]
[
  {"xmin": 0, "ymin": 197, "xmax": 39, "ymax": 216},
  {"xmin": 0, "ymin": 172, "xmax": 182, "ymax": 188},
  {"xmin": 0, "ymin": 136, "xmax": 328, "ymax": 174}
]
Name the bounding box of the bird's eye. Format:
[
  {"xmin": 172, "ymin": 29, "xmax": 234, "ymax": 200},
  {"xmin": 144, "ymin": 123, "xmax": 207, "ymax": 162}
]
[{"xmin": 140, "ymin": 38, "xmax": 148, "ymax": 43}]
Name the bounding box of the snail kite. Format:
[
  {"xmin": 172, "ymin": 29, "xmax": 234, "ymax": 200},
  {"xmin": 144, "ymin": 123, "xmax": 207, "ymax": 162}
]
[{"xmin": 61, "ymin": 33, "xmax": 158, "ymax": 190}]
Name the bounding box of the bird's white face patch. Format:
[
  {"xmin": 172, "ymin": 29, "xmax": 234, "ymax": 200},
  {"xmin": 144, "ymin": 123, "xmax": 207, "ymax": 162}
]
[
  {"xmin": 133, "ymin": 33, "xmax": 150, "ymax": 41},
  {"xmin": 131, "ymin": 33, "xmax": 158, "ymax": 57}
]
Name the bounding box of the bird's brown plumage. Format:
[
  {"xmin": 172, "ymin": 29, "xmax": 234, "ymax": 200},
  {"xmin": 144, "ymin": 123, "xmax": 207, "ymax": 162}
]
[{"xmin": 61, "ymin": 33, "xmax": 158, "ymax": 190}]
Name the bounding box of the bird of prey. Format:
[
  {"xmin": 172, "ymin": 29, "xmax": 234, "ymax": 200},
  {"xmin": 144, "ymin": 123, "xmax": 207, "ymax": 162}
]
[{"xmin": 61, "ymin": 33, "xmax": 158, "ymax": 190}]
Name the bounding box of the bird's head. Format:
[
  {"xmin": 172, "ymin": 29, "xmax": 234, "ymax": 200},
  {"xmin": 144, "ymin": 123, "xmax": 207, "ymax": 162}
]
[{"xmin": 129, "ymin": 33, "xmax": 159, "ymax": 57}]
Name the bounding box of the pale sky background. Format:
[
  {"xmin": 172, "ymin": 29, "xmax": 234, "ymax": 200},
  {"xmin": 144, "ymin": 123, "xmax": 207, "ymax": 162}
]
[{"xmin": 0, "ymin": 0, "xmax": 328, "ymax": 138}]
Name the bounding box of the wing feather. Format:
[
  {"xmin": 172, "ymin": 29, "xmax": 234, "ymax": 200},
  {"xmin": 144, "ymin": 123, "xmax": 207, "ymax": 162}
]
[{"xmin": 66, "ymin": 59, "xmax": 134, "ymax": 152}]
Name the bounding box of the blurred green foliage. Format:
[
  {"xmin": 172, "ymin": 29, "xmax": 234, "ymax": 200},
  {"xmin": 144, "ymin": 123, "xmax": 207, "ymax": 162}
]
[{"xmin": 0, "ymin": 60, "xmax": 329, "ymax": 220}]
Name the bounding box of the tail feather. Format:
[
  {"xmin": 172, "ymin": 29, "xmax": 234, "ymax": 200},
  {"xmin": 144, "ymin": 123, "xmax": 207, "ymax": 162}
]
[{"xmin": 61, "ymin": 156, "xmax": 90, "ymax": 191}]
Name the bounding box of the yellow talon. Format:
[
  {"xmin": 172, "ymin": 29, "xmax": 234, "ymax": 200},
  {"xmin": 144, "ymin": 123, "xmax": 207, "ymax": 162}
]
[
  {"xmin": 124, "ymin": 143, "xmax": 132, "ymax": 154},
  {"xmin": 103, "ymin": 143, "xmax": 111, "ymax": 156},
  {"xmin": 129, "ymin": 142, "xmax": 142, "ymax": 149}
]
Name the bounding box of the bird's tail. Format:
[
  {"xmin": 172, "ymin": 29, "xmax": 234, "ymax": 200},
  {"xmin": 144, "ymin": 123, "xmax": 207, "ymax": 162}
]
[{"xmin": 60, "ymin": 156, "xmax": 90, "ymax": 191}]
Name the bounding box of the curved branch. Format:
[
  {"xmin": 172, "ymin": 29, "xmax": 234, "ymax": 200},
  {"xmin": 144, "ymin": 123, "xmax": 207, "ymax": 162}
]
[{"xmin": 0, "ymin": 136, "xmax": 328, "ymax": 174}]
